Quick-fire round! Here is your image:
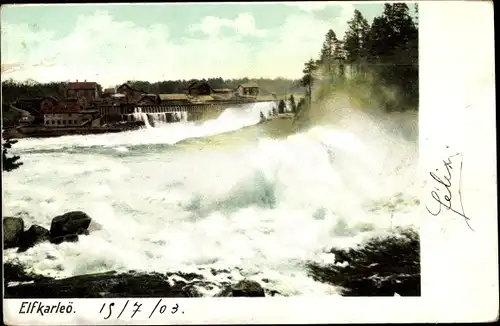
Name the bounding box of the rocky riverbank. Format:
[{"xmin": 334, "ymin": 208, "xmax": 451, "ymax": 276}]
[
  {"xmin": 306, "ymin": 227, "xmax": 420, "ymax": 296},
  {"xmin": 3, "ymin": 212, "xmax": 420, "ymax": 298}
]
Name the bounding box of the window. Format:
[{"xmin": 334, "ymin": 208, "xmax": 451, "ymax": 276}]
[{"xmin": 68, "ymin": 120, "xmax": 72, "ymax": 125}]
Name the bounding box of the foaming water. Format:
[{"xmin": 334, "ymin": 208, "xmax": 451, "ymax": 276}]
[{"xmin": 3, "ymin": 105, "xmax": 419, "ymax": 296}]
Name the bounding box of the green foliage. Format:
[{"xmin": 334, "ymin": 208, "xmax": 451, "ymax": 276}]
[
  {"xmin": 301, "ymin": 3, "xmax": 419, "ymax": 112},
  {"xmin": 319, "ymin": 29, "xmax": 338, "ymax": 75},
  {"xmin": 301, "ymin": 59, "xmax": 318, "ymax": 107},
  {"xmin": 122, "ymin": 77, "xmax": 299, "ymax": 96},
  {"xmin": 289, "ymin": 94, "xmax": 297, "ymax": 113},
  {"xmin": 1, "ymin": 79, "xmax": 68, "ymax": 104},
  {"xmin": 278, "ymin": 100, "xmax": 286, "ymax": 114},
  {"xmin": 343, "ymin": 9, "xmax": 370, "ymax": 65},
  {"xmin": 2, "ymin": 134, "xmax": 23, "ymax": 172}
]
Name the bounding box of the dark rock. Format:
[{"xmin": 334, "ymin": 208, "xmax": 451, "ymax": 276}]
[
  {"xmin": 3, "ymin": 216, "xmax": 25, "ymax": 248},
  {"xmin": 49, "ymin": 234, "xmax": 79, "ymax": 245},
  {"xmin": 4, "ymin": 262, "xmax": 53, "ymax": 283},
  {"xmin": 64, "ymin": 234, "xmax": 79, "ymax": 242},
  {"xmin": 77, "ymin": 228, "xmax": 89, "ymax": 236},
  {"xmin": 306, "ymin": 227, "xmax": 420, "ymax": 296},
  {"xmin": 17, "ymin": 225, "xmax": 50, "ymax": 252},
  {"xmin": 50, "ymin": 211, "xmax": 91, "ymax": 237},
  {"xmin": 217, "ymin": 279, "xmax": 265, "ymax": 297},
  {"xmin": 166, "ymin": 271, "xmax": 204, "ymax": 282},
  {"xmin": 5, "ymin": 271, "xmax": 194, "ymax": 298},
  {"xmin": 267, "ymin": 289, "xmax": 282, "ymax": 297}
]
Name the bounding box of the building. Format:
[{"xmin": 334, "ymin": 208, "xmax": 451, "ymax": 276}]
[
  {"xmin": 39, "ymin": 97, "xmax": 84, "ymax": 114},
  {"xmin": 158, "ymin": 94, "xmax": 190, "ymax": 104},
  {"xmin": 66, "ymin": 80, "xmax": 100, "ymax": 107},
  {"xmin": 60, "ymin": 98, "xmax": 85, "ymax": 112},
  {"xmin": 236, "ymin": 82, "xmax": 259, "ymax": 97},
  {"xmin": 43, "ymin": 110, "xmax": 100, "ymax": 127},
  {"xmin": 39, "ymin": 97, "xmax": 60, "ymax": 114},
  {"xmin": 212, "ymin": 88, "xmax": 235, "ymax": 100},
  {"xmin": 186, "ymin": 81, "xmax": 212, "ymax": 96},
  {"xmin": 116, "ymin": 84, "xmax": 146, "ymax": 103},
  {"xmin": 102, "ymin": 88, "xmax": 116, "ymax": 97},
  {"xmin": 137, "ymin": 94, "xmax": 160, "ymax": 105},
  {"xmin": 15, "ymin": 98, "xmax": 43, "ymax": 114}
]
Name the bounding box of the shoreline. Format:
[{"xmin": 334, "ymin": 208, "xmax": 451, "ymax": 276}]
[
  {"xmin": 4, "ymin": 212, "xmax": 420, "ymax": 298},
  {"xmin": 3, "ymin": 121, "xmax": 146, "ymax": 140}
]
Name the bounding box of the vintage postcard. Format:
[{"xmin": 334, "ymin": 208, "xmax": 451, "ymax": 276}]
[{"xmin": 2, "ymin": 1, "xmax": 497, "ymax": 324}]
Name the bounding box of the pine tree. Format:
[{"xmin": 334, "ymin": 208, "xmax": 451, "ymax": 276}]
[
  {"xmin": 319, "ymin": 29, "xmax": 338, "ymax": 75},
  {"xmin": 2, "ymin": 135, "xmax": 23, "ymax": 172},
  {"xmin": 301, "ymin": 59, "xmax": 318, "ymax": 107},
  {"xmin": 343, "ymin": 9, "xmax": 371, "ymax": 76}
]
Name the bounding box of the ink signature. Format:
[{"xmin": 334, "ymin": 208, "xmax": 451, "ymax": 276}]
[{"xmin": 426, "ymin": 152, "xmax": 474, "ymax": 231}]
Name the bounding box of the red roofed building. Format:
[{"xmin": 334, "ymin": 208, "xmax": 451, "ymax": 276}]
[{"xmin": 66, "ymin": 80, "xmax": 100, "ymax": 108}]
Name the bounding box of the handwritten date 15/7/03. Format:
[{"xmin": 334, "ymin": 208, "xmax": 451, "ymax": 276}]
[
  {"xmin": 99, "ymin": 299, "xmax": 183, "ymax": 320},
  {"xmin": 426, "ymin": 152, "xmax": 473, "ymax": 231}
]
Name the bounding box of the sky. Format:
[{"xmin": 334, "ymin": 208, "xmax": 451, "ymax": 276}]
[{"xmin": 1, "ymin": 2, "xmax": 387, "ymax": 87}]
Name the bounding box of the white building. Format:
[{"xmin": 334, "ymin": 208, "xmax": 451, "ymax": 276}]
[{"xmin": 44, "ymin": 110, "xmax": 100, "ymax": 127}]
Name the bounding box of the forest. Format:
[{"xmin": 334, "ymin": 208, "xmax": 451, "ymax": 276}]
[{"xmin": 299, "ymin": 3, "xmax": 419, "ymax": 112}]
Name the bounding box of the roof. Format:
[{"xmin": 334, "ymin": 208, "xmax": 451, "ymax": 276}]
[
  {"xmin": 191, "ymin": 95, "xmax": 214, "ymax": 102},
  {"xmin": 67, "ymin": 82, "xmax": 98, "ymax": 90},
  {"xmin": 187, "ymin": 80, "xmax": 210, "ymax": 90},
  {"xmin": 213, "ymin": 88, "xmax": 233, "ymax": 93},
  {"xmin": 159, "ymin": 94, "xmax": 189, "ymax": 101},
  {"xmin": 103, "ymin": 88, "xmax": 115, "ymax": 93},
  {"xmin": 137, "ymin": 95, "xmax": 158, "ymax": 103},
  {"xmin": 40, "ymin": 96, "xmax": 59, "ymax": 102},
  {"xmin": 17, "ymin": 97, "xmax": 43, "ymax": 102},
  {"xmin": 116, "ymin": 83, "xmax": 146, "ymax": 94},
  {"xmin": 238, "ymin": 82, "xmax": 259, "ymax": 88}
]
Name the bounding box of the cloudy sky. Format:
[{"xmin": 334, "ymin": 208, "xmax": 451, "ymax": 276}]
[{"xmin": 2, "ymin": 2, "xmax": 386, "ymax": 87}]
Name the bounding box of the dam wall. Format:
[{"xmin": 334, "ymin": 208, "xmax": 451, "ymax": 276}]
[{"xmin": 99, "ymin": 100, "xmax": 278, "ymax": 125}]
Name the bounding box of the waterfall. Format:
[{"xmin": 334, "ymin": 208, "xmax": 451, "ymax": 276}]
[{"xmin": 141, "ymin": 113, "xmax": 152, "ymax": 128}]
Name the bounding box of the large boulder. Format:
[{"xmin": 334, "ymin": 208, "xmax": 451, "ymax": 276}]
[
  {"xmin": 217, "ymin": 279, "xmax": 265, "ymax": 297},
  {"xmin": 5, "ymin": 271, "xmax": 192, "ymax": 298},
  {"xmin": 3, "ymin": 217, "xmax": 25, "ymax": 249},
  {"xmin": 17, "ymin": 225, "xmax": 50, "ymax": 253},
  {"xmin": 50, "ymin": 234, "xmax": 79, "ymax": 245},
  {"xmin": 50, "ymin": 211, "xmax": 92, "ymax": 238}
]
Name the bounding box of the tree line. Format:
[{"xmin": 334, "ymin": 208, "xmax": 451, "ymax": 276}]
[
  {"xmin": 1, "ymin": 77, "xmax": 300, "ymax": 104},
  {"xmin": 299, "ymin": 3, "xmax": 419, "ymax": 112},
  {"xmin": 125, "ymin": 77, "xmax": 300, "ymax": 96}
]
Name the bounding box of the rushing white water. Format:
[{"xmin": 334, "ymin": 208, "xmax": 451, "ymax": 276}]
[
  {"xmin": 3, "ymin": 103, "xmax": 419, "ymax": 296},
  {"xmin": 13, "ymin": 102, "xmax": 276, "ymax": 151}
]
